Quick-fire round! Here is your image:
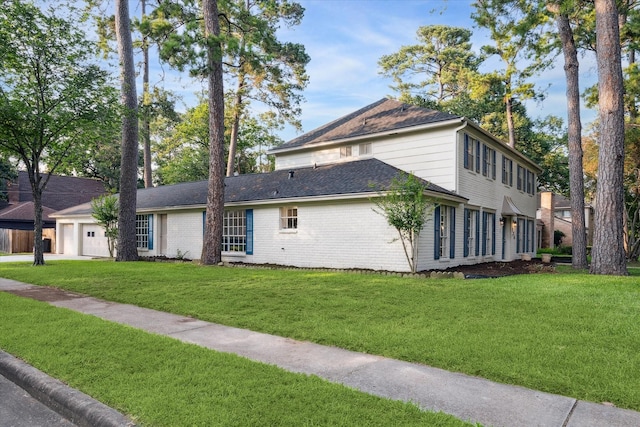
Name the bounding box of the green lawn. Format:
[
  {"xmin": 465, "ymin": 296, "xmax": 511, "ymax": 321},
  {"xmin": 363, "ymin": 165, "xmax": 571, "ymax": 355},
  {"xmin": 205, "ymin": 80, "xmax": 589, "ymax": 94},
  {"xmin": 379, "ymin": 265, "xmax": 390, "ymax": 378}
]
[
  {"xmin": 1, "ymin": 260, "xmax": 639, "ymax": 412},
  {"xmin": 0, "ymin": 293, "xmax": 468, "ymax": 426}
]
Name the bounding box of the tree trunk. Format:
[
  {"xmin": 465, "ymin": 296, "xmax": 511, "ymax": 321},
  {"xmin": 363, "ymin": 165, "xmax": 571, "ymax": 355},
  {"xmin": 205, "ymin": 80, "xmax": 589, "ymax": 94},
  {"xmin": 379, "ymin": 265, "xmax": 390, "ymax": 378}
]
[
  {"xmin": 115, "ymin": 0, "xmax": 140, "ymax": 261},
  {"xmin": 505, "ymin": 94, "xmax": 516, "ymax": 148},
  {"xmin": 590, "ymin": 0, "xmax": 628, "ymax": 275},
  {"xmin": 556, "ymin": 12, "xmax": 588, "ymax": 269},
  {"xmin": 226, "ymin": 74, "xmax": 244, "ymax": 177},
  {"xmin": 29, "ymin": 169, "xmax": 45, "ymax": 265},
  {"xmin": 142, "ymin": 0, "xmax": 153, "ymax": 188},
  {"xmin": 201, "ymin": 0, "xmax": 225, "ymax": 265}
]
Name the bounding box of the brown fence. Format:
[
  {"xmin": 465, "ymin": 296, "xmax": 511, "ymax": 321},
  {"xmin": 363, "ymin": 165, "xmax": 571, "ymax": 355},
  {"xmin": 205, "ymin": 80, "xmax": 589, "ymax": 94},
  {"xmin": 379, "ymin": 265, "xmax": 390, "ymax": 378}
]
[{"xmin": 0, "ymin": 229, "xmax": 56, "ymax": 254}]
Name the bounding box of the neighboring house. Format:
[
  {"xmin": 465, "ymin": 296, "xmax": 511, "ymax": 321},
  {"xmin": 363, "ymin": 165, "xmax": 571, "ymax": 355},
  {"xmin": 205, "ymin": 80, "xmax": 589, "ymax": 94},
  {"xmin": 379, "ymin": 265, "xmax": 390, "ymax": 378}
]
[
  {"xmin": 53, "ymin": 98, "xmax": 541, "ymax": 272},
  {"xmin": 536, "ymin": 191, "xmax": 594, "ymax": 248},
  {"xmin": 0, "ymin": 171, "xmax": 107, "ymax": 253}
]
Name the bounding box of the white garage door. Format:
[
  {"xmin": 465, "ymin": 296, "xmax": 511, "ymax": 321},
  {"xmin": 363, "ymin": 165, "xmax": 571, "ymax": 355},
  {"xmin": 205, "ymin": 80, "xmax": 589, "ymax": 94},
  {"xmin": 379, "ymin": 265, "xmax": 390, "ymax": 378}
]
[{"xmin": 82, "ymin": 224, "xmax": 110, "ymax": 257}]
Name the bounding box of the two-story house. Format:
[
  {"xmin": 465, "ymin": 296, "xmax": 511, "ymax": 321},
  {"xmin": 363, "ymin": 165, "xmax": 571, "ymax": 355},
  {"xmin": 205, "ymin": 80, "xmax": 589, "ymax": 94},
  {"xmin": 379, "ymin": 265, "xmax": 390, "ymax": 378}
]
[{"xmin": 53, "ymin": 99, "xmax": 541, "ymax": 272}]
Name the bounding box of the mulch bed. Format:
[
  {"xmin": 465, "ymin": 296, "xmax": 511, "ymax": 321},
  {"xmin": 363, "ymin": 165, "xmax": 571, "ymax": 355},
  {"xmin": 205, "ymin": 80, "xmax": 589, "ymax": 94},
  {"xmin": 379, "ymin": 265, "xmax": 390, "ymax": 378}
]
[{"xmin": 437, "ymin": 259, "xmax": 556, "ymax": 277}]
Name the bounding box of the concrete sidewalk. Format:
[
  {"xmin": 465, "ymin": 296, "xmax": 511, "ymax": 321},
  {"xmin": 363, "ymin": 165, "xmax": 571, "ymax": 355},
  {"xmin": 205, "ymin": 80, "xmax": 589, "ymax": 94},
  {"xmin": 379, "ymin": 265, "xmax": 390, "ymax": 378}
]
[{"xmin": 1, "ymin": 278, "xmax": 639, "ymax": 427}]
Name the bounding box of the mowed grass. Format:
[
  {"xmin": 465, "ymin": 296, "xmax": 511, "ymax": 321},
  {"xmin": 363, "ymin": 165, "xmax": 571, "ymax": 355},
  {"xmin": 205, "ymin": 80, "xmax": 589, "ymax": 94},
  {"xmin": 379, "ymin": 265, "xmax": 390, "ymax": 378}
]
[
  {"xmin": 0, "ymin": 293, "xmax": 468, "ymax": 426},
  {"xmin": 1, "ymin": 261, "xmax": 640, "ymax": 411}
]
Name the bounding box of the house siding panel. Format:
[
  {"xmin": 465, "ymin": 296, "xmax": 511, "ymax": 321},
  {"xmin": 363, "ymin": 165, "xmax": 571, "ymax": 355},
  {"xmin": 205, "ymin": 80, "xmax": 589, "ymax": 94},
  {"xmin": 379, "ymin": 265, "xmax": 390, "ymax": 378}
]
[
  {"xmin": 165, "ymin": 210, "xmax": 204, "ymax": 260},
  {"xmin": 456, "ymin": 130, "xmax": 538, "ymax": 261},
  {"xmin": 245, "ymin": 200, "xmax": 410, "ymax": 271}
]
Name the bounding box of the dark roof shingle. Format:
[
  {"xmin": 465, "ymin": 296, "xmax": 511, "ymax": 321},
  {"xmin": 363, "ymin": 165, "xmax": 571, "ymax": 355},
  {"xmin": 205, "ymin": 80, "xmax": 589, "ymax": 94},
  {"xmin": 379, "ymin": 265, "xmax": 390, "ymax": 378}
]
[
  {"xmin": 54, "ymin": 159, "xmax": 464, "ymax": 216},
  {"xmin": 272, "ymin": 98, "xmax": 462, "ymax": 151}
]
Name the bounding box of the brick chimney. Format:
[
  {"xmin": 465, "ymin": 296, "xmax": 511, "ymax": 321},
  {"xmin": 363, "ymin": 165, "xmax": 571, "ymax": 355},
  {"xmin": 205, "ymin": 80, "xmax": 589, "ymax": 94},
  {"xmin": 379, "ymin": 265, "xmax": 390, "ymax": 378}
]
[
  {"xmin": 6, "ymin": 179, "xmax": 19, "ymax": 203},
  {"xmin": 539, "ymin": 192, "xmax": 555, "ymax": 248}
]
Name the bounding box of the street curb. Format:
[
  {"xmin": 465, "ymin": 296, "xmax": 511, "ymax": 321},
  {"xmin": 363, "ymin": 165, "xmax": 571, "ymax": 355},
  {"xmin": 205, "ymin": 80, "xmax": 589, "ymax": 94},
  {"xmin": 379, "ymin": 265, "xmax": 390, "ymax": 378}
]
[{"xmin": 0, "ymin": 350, "xmax": 135, "ymax": 427}]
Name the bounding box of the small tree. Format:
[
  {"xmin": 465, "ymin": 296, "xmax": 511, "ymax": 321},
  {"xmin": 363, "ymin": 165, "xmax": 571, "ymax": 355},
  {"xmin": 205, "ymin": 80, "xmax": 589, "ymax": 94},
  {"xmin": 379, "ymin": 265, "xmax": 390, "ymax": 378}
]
[
  {"xmin": 372, "ymin": 173, "xmax": 435, "ymax": 273},
  {"xmin": 91, "ymin": 195, "xmax": 119, "ymax": 258}
]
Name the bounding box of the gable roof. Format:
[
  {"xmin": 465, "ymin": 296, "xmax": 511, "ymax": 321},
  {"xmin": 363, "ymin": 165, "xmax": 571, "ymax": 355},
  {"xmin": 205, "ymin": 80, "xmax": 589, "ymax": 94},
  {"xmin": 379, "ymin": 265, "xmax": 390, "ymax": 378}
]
[
  {"xmin": 270, "ymin": 98, "xmax": 463, "ymax": 153},
  {"xmin": 0, "ymin": 202, "xmax": 57, "ymax": 229},
  {"xmin": 53, "ymin": 159, "xmax": 465, "ymax": 217},
  {"xmin": 0, "ymin": 171, "xmax": 107, "ymax": 228},
  {"xmin": 5, "ymin": 171, "xmax": 107, "ymax": 211}
]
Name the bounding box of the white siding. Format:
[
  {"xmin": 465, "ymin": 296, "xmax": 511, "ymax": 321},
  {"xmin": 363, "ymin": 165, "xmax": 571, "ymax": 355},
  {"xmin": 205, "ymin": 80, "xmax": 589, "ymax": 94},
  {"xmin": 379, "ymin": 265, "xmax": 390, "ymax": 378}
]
[
  {"xmin": 456, "ymin": 130, "xmax": 538, "ymax": 261},
  {"xmin": 275, "ymin": 125, "xmax": 460, "ymax": 191},
  {"xmin": 373, "ymin": 127, "xmax": 458, "ymax": 190},
  {"xmin": 164, "ymin": 210, "xmax": 204, "ymax": 260},
  {"xmin": 246, "ymin": 200, "xmax": 410, "ymax": 271}
]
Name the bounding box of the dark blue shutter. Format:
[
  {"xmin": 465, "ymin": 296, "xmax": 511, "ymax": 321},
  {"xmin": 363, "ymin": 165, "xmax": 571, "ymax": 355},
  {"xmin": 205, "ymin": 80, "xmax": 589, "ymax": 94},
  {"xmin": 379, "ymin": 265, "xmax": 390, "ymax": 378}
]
[
  {"xmin": 475, "ymin": 211, "xmax": 480, "ymax": 256},
  {"xmin": 463, "ymin": 209, "xmax": 469, "ymax": 257},
  {"xmin": 202, "ymin": 211, "xmax": 206, "ymax": 235},
  {"xmin": 147, "ymin": 214, "xmax": 154, "ymax": 250},
  {"xmin": 246, "ymin": 209, "xmax": 253, "ymax": 255},
  {"xmin": 463, "ymin": 134, "xmax": 469, "ymax": 169},
  {"xmin": 434, "ymin": 206, "xmax": 441, "ymax": 260},
  {"xmin": 475, "ymin": 140, "xmax": 481, "ymax": 172},
  {"xmin": 492, "ymin": 150, "xmax": 496, "ymax": 180},
  {"xmin": 509, "ymin": 160, "xmax": 513, "ymax": 186},
  {"xmin": 482, "ymin": 212, "xmax": 487, "ymax": 256},
  {"xmin": 491, "ymin": 214, "xmax": 496, "ymax": 255},
  {"xmin": 449, "ymin": 207, "xmax": 456, "ymax": 259}
]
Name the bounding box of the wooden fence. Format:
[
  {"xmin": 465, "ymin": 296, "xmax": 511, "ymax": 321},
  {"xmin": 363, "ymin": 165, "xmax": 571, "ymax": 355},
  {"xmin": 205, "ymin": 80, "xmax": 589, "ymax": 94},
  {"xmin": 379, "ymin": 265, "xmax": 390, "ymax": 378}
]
[{"xmin": 0, "ymin": 228, "xmax": 56, "ymax": 254}]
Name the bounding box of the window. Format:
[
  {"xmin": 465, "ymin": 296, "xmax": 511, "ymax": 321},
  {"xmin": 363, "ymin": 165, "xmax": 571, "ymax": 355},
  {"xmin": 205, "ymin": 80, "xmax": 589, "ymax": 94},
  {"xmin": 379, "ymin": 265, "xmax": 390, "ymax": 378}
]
[
  {"xmin": 136, "ymin": 214, "xmax": 153, "ymax": 250},
  {"xmin": 359, "ymin": 143, "xmax": 372, "ymax": 156},
  {"xmin": 517, "ymin": 218, "xmax": 526, "ymax": 253},
  {"xmin": 464, "ymin": 209, "xmax": 478, "ymax": 257},
  {"xmin": 482, "ymin": 212, "xmax": 495, "ymax": 256},
  {"xmin": 517, "ymin": 165, "xmax": 524, "ymax": 191},
  {"xmin": 463, "ymin": 134, "xmax": 481, "ymax": 172},
  {"xmin": 482, "ymin": 145, "xmax": 496, "ymax": 178},
  {"xmin": 222, "ymin": 210, "xmax": 246, "ymax": 252},
  {"xmin": 516, "ymin": 165, "xmax": 536, "ymax": 195},
  {"xmin": 280, "ymin": 207, "xmax": 298, "ymax": 229},
  {"xmin": 340, "ymin": 146, "xmax": 352, "ymax": 158},
  {"xmin": 502, "ymin": 156, "xmax": 513, "ymax": 186},
  {"xmin": 439, "ymin": 206, "xmax": 448, "ymax": 258},
  {"xmin": 434, "ymin": 205, "xmax": 456, "ymax": 260},
  {"xmin": 527, "ymin": 219, "xmax": 535, "ymax": 252},
  {"xmin": 526, "ymin": 170, "xmax": 535, "ymax": 195}
]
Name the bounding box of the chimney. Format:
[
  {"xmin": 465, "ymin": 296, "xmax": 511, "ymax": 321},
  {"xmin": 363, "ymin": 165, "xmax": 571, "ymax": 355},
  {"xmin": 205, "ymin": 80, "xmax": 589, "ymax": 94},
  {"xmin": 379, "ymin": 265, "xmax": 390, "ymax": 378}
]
[
  {"xmin": 540, "ymin": 192, "xmax": 555, "ymax": 248},
  {"xmin": 7, "ymin": 179, "xmax": 19, "ymax": 203}
]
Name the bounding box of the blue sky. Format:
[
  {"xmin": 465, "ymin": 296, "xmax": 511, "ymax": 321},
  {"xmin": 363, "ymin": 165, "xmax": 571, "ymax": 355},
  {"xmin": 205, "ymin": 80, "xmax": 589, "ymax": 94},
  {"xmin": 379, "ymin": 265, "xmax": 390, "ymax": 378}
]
[{"xmin": 146, "ymin": 0, "xmax": 600, "ymax": 142}]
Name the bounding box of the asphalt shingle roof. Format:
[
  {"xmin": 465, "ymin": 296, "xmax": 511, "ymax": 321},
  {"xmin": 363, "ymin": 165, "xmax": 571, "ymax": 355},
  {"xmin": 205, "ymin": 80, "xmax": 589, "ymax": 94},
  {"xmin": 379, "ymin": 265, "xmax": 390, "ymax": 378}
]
[
  {"xmin": 54, "ymin": 159, "xmax": 464, "ymax": 217},
  {"xmin": 272, "ymin": 98, "xmax": 462, "ymax": 151}
]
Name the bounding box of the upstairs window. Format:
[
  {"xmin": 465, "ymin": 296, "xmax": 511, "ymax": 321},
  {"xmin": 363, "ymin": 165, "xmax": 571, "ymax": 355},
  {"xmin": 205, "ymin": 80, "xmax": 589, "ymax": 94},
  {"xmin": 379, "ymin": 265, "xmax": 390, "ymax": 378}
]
[
  {"xmin": 359, "ymin": 143, "xmax": 372, "ymax": 156},
  {"xmin": 502, "ymin": 156, "xmax": 513, "ymax": 186},
  {"xmin": 482, "ymin": 144, "xmax": 496, "ymax": 179},
  {"xmin": 463, "ymin": 134, "xmax": 480, "ymax": 172},
  {"xmin": 280, "ymin": 207, "xmax": 298, "ymax": 230},
  {"xmin": 517, "ymin": 165, "xmax": 524, "ymax": 191},
  {"xmin": 340, "ymin": 146, "xmax": 352, "ymax": 158}
]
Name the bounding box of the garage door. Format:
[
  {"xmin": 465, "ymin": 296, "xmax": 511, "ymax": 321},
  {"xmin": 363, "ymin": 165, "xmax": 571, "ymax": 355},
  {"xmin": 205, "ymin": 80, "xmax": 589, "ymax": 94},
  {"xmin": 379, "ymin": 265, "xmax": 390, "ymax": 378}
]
[{"xmin": 82, "ymin": 224, "xmax": 110, "ymax": 257}]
